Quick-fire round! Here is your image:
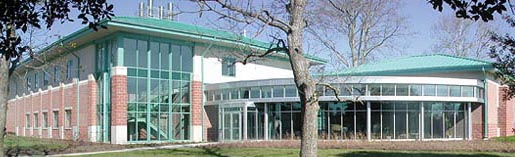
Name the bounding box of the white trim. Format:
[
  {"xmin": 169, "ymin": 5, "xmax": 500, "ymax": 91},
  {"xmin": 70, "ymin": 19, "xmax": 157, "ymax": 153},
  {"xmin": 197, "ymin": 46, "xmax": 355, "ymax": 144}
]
[
  {"xmin": 333, "ymin": 76, "xmax": 481, "ymax": 86},
  {"xmin": 111, "ymin": 66, "xmax": 127, "ymax": 76}
]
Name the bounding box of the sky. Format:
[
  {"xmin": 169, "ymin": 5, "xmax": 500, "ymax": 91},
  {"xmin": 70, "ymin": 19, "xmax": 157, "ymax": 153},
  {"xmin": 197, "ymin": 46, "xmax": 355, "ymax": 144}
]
[{"xmin": 38, "ymin": 0, "xmax": 511, "ymax": 63}]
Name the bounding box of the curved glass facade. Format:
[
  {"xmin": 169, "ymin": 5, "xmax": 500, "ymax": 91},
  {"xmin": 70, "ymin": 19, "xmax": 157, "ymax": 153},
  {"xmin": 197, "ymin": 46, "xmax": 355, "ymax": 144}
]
[
  {"xmin": 216, "ymin": 101, "xmax": 470, "ymax": 141},
  {"xmin": 209, "ymin": 80, "xmax": 480, "ymax": 141}
]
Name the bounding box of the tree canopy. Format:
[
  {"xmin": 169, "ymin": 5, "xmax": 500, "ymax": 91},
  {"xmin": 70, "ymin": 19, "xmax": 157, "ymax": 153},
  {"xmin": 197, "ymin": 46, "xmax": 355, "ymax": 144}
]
[
  {"xmin": 429, "ymin": 0, "xmax": 515, "ymax": 97},
  {"xmin": 0, "ymin": 0, "xmax": 114, "ymax": 74}
]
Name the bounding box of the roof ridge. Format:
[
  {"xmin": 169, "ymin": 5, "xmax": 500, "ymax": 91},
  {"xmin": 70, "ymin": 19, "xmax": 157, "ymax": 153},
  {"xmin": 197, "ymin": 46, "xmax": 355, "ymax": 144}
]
[{"xmin": 429, "ymin": 54, "xmax": 492, "ymax": 64}]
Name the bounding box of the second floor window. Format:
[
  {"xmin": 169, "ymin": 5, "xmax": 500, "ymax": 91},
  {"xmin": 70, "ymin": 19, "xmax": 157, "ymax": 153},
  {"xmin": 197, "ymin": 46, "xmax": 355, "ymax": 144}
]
[
  {"xmin": 34, "ymin": 73, "xmax": 39, "ymax": 89},
  {"xmin": 222, "ymin": 58, "xmax": 236, "ymax": 77},
  {"xmin": 66, "ymin": 60, "xmax": 73, "ymax": 80},
  {"xmin": 54, "ymin": 66, "xmax": 61, "ymax": 83}
]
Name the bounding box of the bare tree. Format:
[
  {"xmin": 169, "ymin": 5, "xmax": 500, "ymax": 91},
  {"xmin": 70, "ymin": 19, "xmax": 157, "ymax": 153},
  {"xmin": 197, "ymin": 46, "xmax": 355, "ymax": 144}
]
[
  {"xmin": 195, "ymin": 0, "xmax": 326, "ymax": 156},
  {"xmin": 309, "ymin": 0, "xmax": 408, "ymax": 69},
  {"xmin": 430, "ymin": 15, "xmax": 496, "ymax": 59}
]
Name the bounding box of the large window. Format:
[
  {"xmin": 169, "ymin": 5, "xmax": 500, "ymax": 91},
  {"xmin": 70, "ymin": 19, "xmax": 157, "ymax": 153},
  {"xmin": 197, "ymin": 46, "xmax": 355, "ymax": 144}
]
[
  {"xmin": 222, "ymin": 58, "xmax": 236, "ymax": 76},
  {"xmin": 124, "ymin": 37, "xmax": 192, "ymax": 142}
]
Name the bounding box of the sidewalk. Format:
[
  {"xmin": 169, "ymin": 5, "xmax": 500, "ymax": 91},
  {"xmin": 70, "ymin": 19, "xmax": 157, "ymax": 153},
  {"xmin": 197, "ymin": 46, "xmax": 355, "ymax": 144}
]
[{"xmin": 48, "ymin": 142, "xmax": 218, "ymax": 156}]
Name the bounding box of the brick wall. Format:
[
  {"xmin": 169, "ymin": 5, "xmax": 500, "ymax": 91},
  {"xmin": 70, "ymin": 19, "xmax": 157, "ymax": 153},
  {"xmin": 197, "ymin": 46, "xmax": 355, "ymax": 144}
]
[
  {"xmin": 6, "ymin": 76, "xmax": 96, "ymax": 142},
  {"xmin": 204, "ymin": 105, "xmax": 218, "ymax": 141},
  {"xmin": 471, "ymin": 103, "xmax": 484, "ymax": 139},
  {"xmin": 487, "ymin": 81, "xmax": 499, "ymax": 138},
  {"xmin": 498, "ymin": 86, "xmax": 515, "ymax": 136}
]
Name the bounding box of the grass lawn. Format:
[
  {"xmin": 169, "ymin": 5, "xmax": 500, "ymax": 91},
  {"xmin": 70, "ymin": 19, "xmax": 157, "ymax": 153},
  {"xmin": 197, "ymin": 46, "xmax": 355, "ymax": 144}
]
[
  {"xmin": 494, "ymin": 135, "xmax": 515, "ymax": 142},
  {"xmin": 79, "ymin": 148, "xmax": 515, "ymax": 157}
]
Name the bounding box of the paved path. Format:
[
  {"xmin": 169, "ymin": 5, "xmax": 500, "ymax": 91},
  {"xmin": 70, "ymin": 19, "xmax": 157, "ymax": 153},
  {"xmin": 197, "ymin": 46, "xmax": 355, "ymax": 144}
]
[{"xmin": 48, "ymin": 142, "xmax": 218, "ymax": 156}]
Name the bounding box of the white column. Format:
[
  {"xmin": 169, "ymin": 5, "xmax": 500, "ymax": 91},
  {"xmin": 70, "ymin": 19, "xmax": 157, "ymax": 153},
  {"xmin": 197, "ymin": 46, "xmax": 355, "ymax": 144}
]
[
  {"xmin": 468, "ymin": 102, "xmax": 472, "ymax": 140},
  {"xmin": 243, "ymin": 103, "xmax": 248, "ymax": 140},
  {"xmin": 420, "ymin": 102, "xmax": 424, "ymax": 140},
  {"xmin": 264, "ymin": 104, "xmax": 268, "ymax": 140},
  {"xmin": 367, "ymin": 102, "xmax": 371, "ymax": 141}
]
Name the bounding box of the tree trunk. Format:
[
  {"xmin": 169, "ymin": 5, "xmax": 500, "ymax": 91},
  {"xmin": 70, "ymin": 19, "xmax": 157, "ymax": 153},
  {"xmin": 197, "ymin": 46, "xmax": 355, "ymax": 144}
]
[
  {"xmin": 287, "ymin": 0, "xmax": 319, "ymax": 157},
  {"xmin": 0, "ymin": 55, "xmax": 9, "ymax": 157}
]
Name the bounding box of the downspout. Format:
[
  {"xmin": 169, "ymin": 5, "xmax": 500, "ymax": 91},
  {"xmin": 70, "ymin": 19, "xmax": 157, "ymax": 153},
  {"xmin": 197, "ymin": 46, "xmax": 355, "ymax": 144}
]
[
  {"xmin": 482, "ymin": 66, "xmax": 488, "ymax": 139},
  {"xmin": 200, "ymin": 41, "xmax": 214, "ymax": 142},
  {"xmin": 70, "ymin": 52, "xmax": 80, "ymax": 141}
]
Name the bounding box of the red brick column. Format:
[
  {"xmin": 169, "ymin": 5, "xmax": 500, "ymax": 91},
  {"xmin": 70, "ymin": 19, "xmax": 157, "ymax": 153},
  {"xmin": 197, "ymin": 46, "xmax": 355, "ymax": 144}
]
[
  {"xmin": 191, "ymin": 81, "xmax": 203, "ymax": 142},
  {"xmin": 472, "ymin": 103, "xmax": 484, "ymax": 139},
  {"xmin": 498, "ymin": 86, "xmax": 514, "ymax": 136},
  {"xmin": 111, "ymin": 66, "xmax": 127, "ymax": 144}
]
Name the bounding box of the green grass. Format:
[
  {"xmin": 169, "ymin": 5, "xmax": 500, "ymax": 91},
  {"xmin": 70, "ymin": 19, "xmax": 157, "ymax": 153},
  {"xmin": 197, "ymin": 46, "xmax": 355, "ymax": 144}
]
[
  {"xmin": 79, "ymin": 148, "xmax": 515, "ymax": 157},
  {"xmin": 494, "ymin": 135, "xmax": 515, "ymax": 142}
]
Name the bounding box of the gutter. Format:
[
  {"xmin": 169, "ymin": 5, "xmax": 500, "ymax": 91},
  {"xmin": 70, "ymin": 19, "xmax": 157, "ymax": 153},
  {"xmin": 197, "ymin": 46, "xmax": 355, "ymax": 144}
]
[
  {"xmin": 200, "ymin": 40, "xmax": 214, "ymax": 142},
  {"xmin": 482, "ymin": 66, "xmax": 488, "ymax": 139}
]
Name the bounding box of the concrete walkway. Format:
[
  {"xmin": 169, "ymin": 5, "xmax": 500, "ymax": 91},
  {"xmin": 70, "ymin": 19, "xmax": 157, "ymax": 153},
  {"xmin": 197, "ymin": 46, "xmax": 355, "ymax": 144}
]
[{"xmin": 48, "ymin": 142, "xmax": 218, "ymax": 156}]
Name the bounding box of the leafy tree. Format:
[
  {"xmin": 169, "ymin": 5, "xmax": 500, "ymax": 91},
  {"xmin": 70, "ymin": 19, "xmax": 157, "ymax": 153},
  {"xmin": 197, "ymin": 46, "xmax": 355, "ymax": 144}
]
[
  {"xmin": 0, "ymin": 1, "xmax": 114, "ymax": 156},
  {"xmin": 428, "ymin": 0, "xmax": 515, "ymax": 97}
]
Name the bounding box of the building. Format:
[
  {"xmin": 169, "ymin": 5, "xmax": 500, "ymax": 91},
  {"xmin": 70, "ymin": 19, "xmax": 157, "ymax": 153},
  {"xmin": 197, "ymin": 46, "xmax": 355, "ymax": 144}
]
[{"xmin": 6, "ymin": 16, "xmax": 514, "ymax": 144}]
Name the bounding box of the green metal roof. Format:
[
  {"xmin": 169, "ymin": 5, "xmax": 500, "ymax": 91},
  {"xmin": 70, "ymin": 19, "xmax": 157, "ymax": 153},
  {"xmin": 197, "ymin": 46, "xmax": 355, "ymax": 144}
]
[
  {"xmin": 108, "ymin": 16, "xmax": 327, "ymax": 64},
  {"xmin": 327, "ymin": 54, "xmax": 494, "ymax": 76}
]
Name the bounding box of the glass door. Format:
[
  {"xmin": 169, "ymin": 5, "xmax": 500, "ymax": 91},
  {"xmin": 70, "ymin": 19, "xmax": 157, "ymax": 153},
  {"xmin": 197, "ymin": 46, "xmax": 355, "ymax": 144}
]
[{"xmin": 222, "ymin": 110, "xmax": 241, "ymax": 141}]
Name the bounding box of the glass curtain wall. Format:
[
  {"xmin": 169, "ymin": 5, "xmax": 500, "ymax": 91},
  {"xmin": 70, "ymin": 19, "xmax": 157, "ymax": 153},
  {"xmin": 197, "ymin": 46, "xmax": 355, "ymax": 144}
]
[
  {"xmin": 95, "ymin": 40, "xmax": 116, "ymax": 142},
  {"xmin": 125, "ymin": 37, "xmax": 193, "ymax": 142},
  {"xmin": 244, "ymin": 101, "xmax": 468, "ymax": 141}
]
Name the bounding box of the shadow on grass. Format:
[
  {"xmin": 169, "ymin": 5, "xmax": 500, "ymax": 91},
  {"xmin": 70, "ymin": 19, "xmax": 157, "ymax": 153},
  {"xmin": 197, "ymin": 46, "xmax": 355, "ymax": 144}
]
[
  {"xmin": 336, "ymin": 151, "xmax": 504, "ymax": 157},
  {"xmin": 150, "ymin": 147, "xmax": 229, "ymax": 157},
  {"xmin": 200, "ymin": 147, "xmax": 229, "ymax": 157}
]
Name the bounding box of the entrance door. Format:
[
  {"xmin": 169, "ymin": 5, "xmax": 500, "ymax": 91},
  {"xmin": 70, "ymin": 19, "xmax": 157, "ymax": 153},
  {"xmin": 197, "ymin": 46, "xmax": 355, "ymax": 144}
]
[{"xmin": 222, "ymin": 111, "xmax": 241, "ymax": 141}]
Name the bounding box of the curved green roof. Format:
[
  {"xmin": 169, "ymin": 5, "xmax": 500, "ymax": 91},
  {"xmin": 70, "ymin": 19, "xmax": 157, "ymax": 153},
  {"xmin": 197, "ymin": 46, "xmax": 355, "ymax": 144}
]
[{"xmin": 327, "ymin": 54, "xmax": 494, "ymax": 76}]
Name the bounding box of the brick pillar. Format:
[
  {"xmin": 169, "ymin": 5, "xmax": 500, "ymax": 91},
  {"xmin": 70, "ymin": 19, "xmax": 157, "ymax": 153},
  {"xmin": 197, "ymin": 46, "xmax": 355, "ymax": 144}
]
[
  {"xmin": 191, "ymin": 80, "xmax": 203, "ymax": 142},
  {"xmin": 498, "ymin": 86, "xmax": 514, "ymax": 136},
  {"xmin": 87, "ymin": 74, "xmax": 98, "ymax": 142},
  {"xmin": 111, "ymin": 66, "xmax": 127, "ymax": 144},
  {"xmin": 487, "ymin": 81, "xmax": 500, "ymax": 138},
  {"xmin": 472, "ymin": 103, "xmax": 484, "ymax": 139}
]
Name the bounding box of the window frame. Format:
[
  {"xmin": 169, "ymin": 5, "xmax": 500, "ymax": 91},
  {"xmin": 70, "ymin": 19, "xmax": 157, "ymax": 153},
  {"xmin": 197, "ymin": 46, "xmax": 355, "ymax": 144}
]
[
  {"xmin": 64, "ymin": 109, "xmax": 72, "ymax": 129},
  {"xmin": 33, "ymin": 112, "xmax": 39, "ymax": 128},
  {"xmin": 52, "ymin": 110, "xmax": 59, "ymax": 129},
  {"xmin": 221, "ymin": 57, "xmax": 236, "ymax": 77},
  {"xmin": 25, "ymin": 113, "xmax": 31, "ymax": 128},
  {"xmin": 66, "ymin": 60, "xmax": 73, "ymax": 80},
  {"xmin": 42, "ymin": 112, "xmax": 48, "ymax": 128}
]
